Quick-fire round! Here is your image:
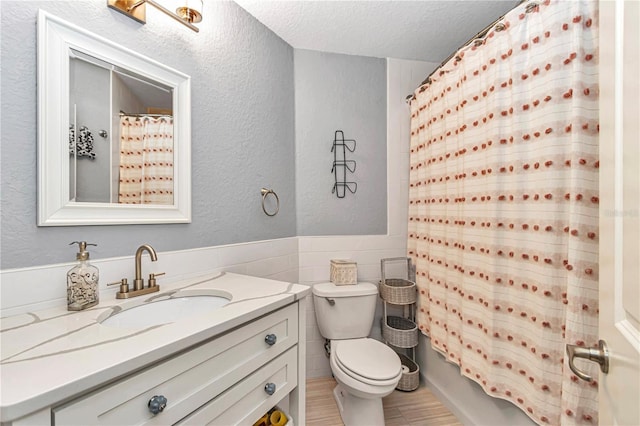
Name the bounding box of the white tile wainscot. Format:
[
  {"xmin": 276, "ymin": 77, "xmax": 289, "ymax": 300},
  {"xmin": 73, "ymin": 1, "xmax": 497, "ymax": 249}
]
[{"xmin": 0, "ymin": 272, "xmax": 310, "ymax": 425}]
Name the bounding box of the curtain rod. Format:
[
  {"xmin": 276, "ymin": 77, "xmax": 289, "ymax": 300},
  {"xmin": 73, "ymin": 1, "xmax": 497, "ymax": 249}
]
[
  {"xmin": 119, "ymin": 111, "xmax": 172, "ymax": 117},
  {"xmin": 407, "ymin": 0, "xmax": 532, "ymax": 101}
]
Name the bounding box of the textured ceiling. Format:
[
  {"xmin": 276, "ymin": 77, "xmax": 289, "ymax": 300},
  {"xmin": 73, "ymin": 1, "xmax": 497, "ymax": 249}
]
[{"xmin": 234, "ymin": 1, "xmax": 520, "ymax": 62}]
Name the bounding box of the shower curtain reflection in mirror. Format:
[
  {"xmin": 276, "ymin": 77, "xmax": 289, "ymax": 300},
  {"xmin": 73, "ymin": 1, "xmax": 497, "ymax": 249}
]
[
  {"xmin": 118, "ymin": 115, "xmax": 174, "ymax": 205},
  {"xmin": 67, "ymin": 47, "xmax": 175, "ymax": 206}
]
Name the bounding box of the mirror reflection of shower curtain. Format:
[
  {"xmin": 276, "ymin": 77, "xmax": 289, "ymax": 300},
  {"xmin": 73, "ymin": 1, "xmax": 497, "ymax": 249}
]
[{"xmin": 118, "ymin": 115, "xmax": 174, "ymax": 205}]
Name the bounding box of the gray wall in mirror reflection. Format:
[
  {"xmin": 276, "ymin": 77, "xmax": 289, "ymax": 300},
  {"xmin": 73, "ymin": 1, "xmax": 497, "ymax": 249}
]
[
  {"xmin": 70, "ymin": 57, "xmax": 111, "ymax": 203},
  {"xmin": 0, "ymin": 1, "xmax": 387, "ymax": 269}
]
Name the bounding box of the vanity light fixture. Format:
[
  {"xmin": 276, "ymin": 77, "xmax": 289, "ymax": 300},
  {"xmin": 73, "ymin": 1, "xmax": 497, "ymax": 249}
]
[{"xmin": 108, "ymin": 0, "xmax": 203, "ymax": 32}]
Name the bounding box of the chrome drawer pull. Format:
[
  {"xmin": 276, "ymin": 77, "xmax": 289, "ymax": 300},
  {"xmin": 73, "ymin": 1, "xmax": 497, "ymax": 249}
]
[
  {"xmin": 264, "ymin": 382, "xmax": 276, "ymax": 395},
  {"xmin": 148, "ymin": 395, "xmax": 167, "ymax": 414},
  {"xmin": 265, "ymin": 334, "xmax": 277, "ymax": 346}
]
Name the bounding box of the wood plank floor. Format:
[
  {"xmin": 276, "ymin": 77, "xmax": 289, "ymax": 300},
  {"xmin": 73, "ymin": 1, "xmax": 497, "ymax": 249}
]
[{"xmin": 306, "ymin": 377, "xmax": 462, "ymax": 426}]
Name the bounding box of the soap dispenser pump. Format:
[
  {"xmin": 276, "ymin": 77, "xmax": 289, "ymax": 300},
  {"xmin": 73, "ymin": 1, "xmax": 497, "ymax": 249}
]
[{"xmin": 67, "ymin": 241, "xmax": 99, "ymax": 311}]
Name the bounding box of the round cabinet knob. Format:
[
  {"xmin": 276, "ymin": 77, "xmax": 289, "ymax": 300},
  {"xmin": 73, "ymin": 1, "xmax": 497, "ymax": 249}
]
[
  {"xmin": 265, "ymin": 333, "xmax": 277, "ymax": 346},
  {"xmin": 148, "ymin": 395, "xmax": 168, "ymax": 415},
  {"xmin": 264, "ymin": 382, "xmax": 276, "ymax": 395}
]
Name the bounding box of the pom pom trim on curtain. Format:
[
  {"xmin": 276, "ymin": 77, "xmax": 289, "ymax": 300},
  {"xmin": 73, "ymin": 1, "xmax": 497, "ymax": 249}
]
[{"xmin": 407, "ymin": 0, "xmax": 599, "ymax": 424}]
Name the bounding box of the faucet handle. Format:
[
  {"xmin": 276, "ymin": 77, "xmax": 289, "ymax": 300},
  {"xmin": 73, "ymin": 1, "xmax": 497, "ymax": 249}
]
[
  {"xmin": 148, "ymin": 272, "xmax": 165, "ymax": 287},
  {"xmin": 107, "ymin": 278, "xmax": 130, "ymax": 294}
]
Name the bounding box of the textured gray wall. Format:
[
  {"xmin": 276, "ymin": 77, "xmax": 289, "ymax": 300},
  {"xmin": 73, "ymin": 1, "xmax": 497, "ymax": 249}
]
[
  {"xmin": 294, "ymin": 49, "xmax": 387, "ymax": 235},
  {"xmin": 1, "ymin": 1, "xmax": 295, "ymax": 268}
]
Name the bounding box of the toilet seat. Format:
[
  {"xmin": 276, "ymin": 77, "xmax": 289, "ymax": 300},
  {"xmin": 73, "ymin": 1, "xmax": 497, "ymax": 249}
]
[{"xmin": 333, "ymin": 338, "xmax": 402, "ymax": 386}]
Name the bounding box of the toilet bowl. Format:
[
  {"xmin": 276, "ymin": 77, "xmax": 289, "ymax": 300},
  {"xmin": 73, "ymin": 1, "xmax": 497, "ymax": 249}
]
[{"xmin": 329, "ymin": 338, "xmax": 402, "ymax": 425}]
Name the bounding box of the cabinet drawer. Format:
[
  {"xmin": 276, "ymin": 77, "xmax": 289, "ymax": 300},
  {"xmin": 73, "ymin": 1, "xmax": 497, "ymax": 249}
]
[
  {"xmin": 53, "ymin": 303, "xmax": 298, "ymax": 425},
  {"xmin": 178, "ymin": 348, "xmax": 297, "ymax": 426}
]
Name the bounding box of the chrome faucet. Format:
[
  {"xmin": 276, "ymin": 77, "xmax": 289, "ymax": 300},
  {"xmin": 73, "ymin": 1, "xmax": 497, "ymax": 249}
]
[
  {"xmin": 134, "ymin": 244, "xmax": 157, "ymax": 291},
  {"xmin": 107, "ymin": 244, "xmax": 164, "ymax": 299}
]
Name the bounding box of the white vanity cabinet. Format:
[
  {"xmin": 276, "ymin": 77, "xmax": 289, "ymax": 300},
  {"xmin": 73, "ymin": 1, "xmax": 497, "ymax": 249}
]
[
  {"xmin": 11, "ymin": 302, "xmax": 305, "ymax": 426},
  {"xmin": 1, "ymin": 273, "xmax": 309, "ymax": 426}
]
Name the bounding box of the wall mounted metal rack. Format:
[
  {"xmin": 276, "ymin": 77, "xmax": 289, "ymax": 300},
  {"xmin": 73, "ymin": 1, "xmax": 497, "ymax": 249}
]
[{"xmin": 331, "ymin": 130, "xmax": 357, "ymax": 198}]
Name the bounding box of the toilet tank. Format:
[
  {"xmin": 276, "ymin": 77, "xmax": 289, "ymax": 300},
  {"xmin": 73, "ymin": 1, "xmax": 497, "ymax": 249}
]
[{"xmin": 312, "ymin": 282, "xmax": 378, "ymax": 340}]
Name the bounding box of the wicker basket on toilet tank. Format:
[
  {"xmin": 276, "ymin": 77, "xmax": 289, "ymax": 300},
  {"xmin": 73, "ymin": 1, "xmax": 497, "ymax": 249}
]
[{"xmin": 330, "ymin": 259, "xmax": 357, "ymax": 285}]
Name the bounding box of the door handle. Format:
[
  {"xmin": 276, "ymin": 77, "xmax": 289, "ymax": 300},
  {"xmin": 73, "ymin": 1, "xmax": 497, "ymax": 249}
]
[{"xmin": 566, "ymin": 339, "xmax": 609, "ymax": 382}]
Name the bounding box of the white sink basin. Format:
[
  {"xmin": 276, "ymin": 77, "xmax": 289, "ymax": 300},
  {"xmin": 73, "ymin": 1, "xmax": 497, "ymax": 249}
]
[{"xmin": 100, "ymin": 295, "xmax": 230, "ymax": 328}]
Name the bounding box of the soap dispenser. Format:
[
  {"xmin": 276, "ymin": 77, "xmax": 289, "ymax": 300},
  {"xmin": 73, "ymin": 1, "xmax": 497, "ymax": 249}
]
[{"xmin": 67, "ymin": 241, "xmax": 99, "ymax": 311}]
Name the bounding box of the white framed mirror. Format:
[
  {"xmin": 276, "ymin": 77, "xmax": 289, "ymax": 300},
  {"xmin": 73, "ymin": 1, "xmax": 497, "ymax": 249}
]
[{"xmin": 37, "ymin": 10, "xmax": 191, "ymax": 226}]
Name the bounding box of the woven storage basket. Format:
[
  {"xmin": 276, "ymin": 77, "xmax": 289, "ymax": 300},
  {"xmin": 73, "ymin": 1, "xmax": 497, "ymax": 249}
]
[
  {"xmin": 379, "ymin": 278, "xmax": 417, "ymax": 304},
  {"xmin": 330, "ymin": 259, "xmax": 357, "ymax": 285},
  {"xmin": 396, "ymin": 353, "xmax": 420, "ymax": 391},
  {"xmin": 382, "ymin": 316, "xmax": 418, "ymax": 348}
]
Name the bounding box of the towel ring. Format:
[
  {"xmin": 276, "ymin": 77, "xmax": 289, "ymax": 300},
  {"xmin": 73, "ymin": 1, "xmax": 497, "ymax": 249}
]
[{"xmin": 260, "ymin": 188, "xmax": 280, "ymax": 217}]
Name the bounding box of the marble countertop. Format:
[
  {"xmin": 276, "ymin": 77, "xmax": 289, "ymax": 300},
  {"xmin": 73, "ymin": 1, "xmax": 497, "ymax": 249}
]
[{"xmin": 0, "ymin": 272, "xmax": 310, "ymax": 422}]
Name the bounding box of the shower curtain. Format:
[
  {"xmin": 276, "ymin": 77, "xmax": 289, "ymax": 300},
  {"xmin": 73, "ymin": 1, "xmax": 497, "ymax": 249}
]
[
  {"xmin": 118, "ymin": 115, "xmax": 174, "ymax": 205},
  {"xmin": 407, "ymin": 1, "xmax": 599, "ymax": 424}
]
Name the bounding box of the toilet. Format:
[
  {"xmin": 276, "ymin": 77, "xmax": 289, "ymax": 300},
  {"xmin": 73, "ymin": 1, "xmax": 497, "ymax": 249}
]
[{"xmin": 312, "ymin": 282, "xmax": 402, "ymax": 426}]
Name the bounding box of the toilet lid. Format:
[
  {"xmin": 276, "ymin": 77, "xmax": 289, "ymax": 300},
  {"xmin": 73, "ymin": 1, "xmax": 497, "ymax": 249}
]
[{"xmin": 334, "ymin": 338, "xmax": 401, "ymax": 381}]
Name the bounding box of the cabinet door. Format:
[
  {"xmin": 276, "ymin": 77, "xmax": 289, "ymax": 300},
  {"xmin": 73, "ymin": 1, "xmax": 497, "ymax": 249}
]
[
  {"xmin": 178, "ymin": 348, "xmax": 298, "ymax": 426},
  {"xmin": 53, "ymin": 304, "xmax": 298, "ymax": 425}
]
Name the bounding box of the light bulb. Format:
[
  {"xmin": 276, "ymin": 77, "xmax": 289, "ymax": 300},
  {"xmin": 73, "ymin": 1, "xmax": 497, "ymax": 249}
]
[{"xmin": 176, "ymin": 0, "xmax": 202, "ymax": 23}]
